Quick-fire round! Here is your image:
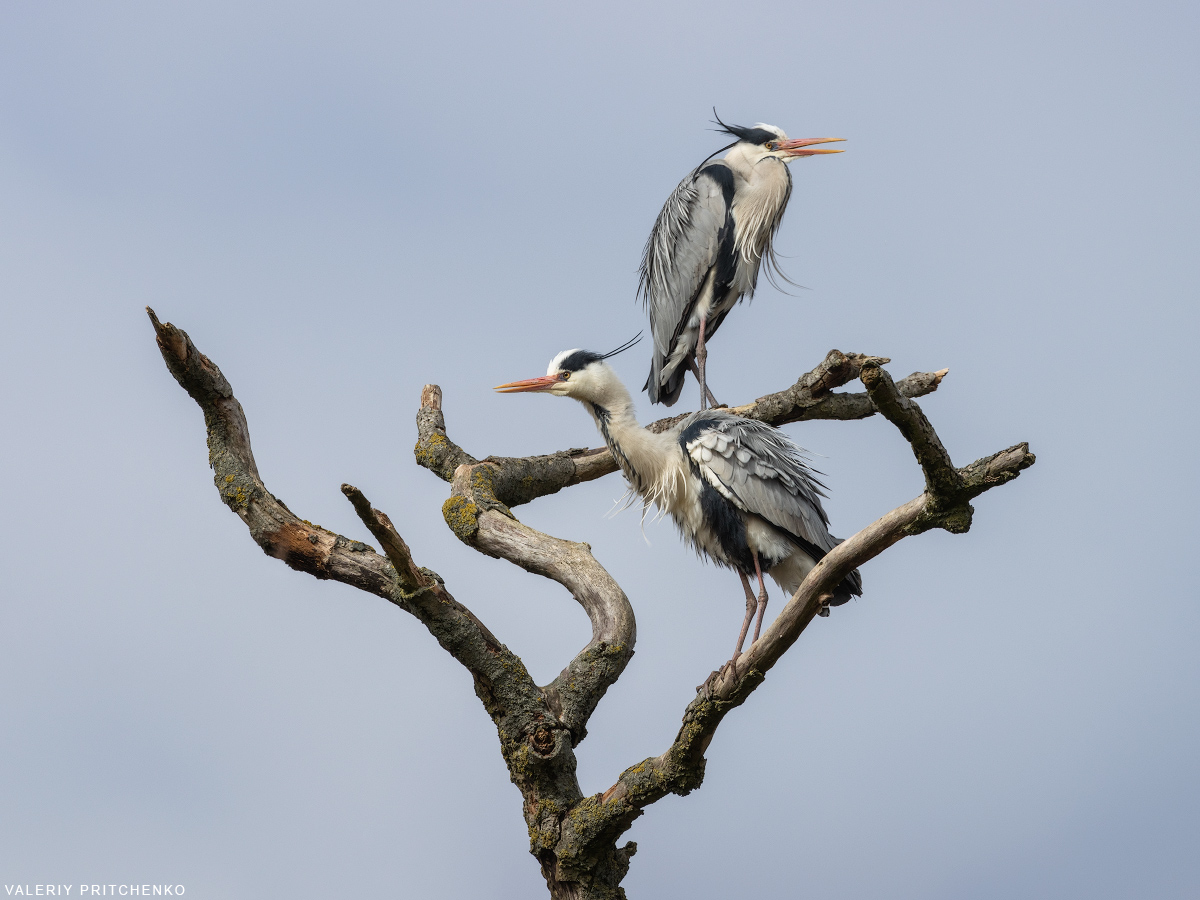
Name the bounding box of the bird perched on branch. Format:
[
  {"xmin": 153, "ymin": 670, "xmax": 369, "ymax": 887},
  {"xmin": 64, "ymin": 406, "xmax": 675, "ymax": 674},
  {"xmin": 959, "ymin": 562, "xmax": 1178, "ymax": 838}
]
[
  {"xmin": 641, "ymin": 116, "xmax": 843, "ymax": 409},
  {"xmin": 497, "ymin": 343, "xmax": 862, "ymax": 671}
]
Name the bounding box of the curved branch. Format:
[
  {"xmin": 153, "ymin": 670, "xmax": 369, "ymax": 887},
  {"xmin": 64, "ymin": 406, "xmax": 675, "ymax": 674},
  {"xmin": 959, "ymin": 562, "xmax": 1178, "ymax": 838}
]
[
  {"xmin": 148, "ymin": 311, "xmax": 610, "ymax": 887},
  {"xmin": 861, "ymin": 362, "xmax": 963, "ymax": 501},
  {"xmin": 150, "ymin": 310, "xmax": 643, "ymax": 895},
  {"xmin": 146, "ymin": 308, "xmax": 549, "ymax": 733},
  {"xmin": 414, "ymin": 384, "xmax": 480, "ymax": 481},
  {"xmin": 414, "ymin": 350, "xmax": 948, "ymax": 510},
  {"xmin": 471, "ymin": 508, "xmax": 635, "ymax": 744},
  {"xmin": 147, "ymin": 307, "xmax": 396, "ymax": 599},
  {"xmin": 439, "ymin": 421, "xmax": 638, "ymax": 745}
]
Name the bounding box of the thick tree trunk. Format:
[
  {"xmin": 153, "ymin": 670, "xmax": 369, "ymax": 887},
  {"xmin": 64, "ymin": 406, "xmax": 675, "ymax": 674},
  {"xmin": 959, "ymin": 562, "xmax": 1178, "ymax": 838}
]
[{"xmin": 539, "ymin": 841, "xmax": 637, "ymax": 900}]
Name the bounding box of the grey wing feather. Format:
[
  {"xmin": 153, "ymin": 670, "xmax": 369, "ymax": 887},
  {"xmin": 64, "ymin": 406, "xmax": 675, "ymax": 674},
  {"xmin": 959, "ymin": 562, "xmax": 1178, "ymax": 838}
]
[
  {"xmin": 683, "ymin": 413, "xmax": 837, "ymax": 553},
  {"xmin": 639, "ymin": 167, "xmax": 730, "ymax": 398}
]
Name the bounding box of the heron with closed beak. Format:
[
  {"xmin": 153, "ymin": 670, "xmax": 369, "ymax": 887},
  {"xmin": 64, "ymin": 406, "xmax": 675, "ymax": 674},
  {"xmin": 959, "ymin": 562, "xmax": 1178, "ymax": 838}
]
[{"xmin": 497, "ymin": 341, "xmax": 862, "ymax": 673}]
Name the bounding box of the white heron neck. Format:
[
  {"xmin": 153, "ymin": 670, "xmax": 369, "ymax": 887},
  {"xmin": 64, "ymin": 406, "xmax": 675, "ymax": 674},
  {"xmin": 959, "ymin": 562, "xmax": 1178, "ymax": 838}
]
[
  {"xmin": 580, "ymin": 373, "xmax": 637, "ymax": 428},
  {"xmin": 722, "ymin": 145, "xmax": 791, "ymax": 266},
  {"xmin": 579, "ymin": 379, "xmax": 678, "ymax": 498}
]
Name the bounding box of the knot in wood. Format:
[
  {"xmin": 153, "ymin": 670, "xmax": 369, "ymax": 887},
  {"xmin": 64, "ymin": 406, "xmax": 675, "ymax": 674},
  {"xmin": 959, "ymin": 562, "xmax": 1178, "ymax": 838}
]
[{"xmin": 530, "ymin": 725, "xmax": 555, "ymax": 755}]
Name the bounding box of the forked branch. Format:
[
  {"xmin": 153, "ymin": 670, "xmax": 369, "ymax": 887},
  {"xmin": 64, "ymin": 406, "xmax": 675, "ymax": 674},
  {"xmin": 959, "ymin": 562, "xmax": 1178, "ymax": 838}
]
[
  {"xmin": 147, "ymin": 308, "xmax": 560, "ymax": 764},
  {"xmin": 428, "ymin": 385, "xmax": 638, "ymax": 743},
  {"xmin": 148, "ymin": 309, "xmax": 640, "ymax": 897}
]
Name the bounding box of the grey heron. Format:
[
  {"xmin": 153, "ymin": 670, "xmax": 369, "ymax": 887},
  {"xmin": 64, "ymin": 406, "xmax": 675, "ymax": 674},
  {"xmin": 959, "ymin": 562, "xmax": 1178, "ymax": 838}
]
[
  {"xmin": 640, "ymin": 116, "xmax": 843, "ymax": 409},
  {"xmin": 497, "ymin": 345, "xmax": 862, "ymax": 671}
]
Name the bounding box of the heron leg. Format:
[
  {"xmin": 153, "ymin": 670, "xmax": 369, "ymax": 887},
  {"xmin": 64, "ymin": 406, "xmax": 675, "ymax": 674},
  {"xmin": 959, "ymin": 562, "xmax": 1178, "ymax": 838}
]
[
  {"xmin": 696, "ymin": 315, "xmax": 710, "ymax": 411},
  {"xmin": 751, "ymin": 551, "xmax": 769, "ymax": 644},
  {"xmin": 728, "ymin": 570, "xmax": 758, "ymax": 677},
  {"xmin": 688, "ymin": 359, "xmax": 721, "ymax": 409}
]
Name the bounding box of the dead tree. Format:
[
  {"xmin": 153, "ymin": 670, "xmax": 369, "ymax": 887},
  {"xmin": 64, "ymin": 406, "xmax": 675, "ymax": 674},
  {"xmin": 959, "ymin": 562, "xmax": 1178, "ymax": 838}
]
[{"xmin": 147, "ymin": 308, "xmax": 1034, "ymax": 899}]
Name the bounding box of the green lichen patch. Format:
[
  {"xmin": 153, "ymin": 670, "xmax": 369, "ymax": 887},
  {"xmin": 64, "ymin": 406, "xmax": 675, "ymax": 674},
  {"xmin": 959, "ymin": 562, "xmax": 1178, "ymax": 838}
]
[
  {"xmin": 414, "ymin": 432, "xmax": 450, "ymax": 470},
  {"xmin": 469, "ymin": 467, "xmax": 514, "ymax": 518},
  {"xmin": 215, "ymin": 471, "xmax": 256, "ymax": 511},
  {"xmin": 525, "ymin": 797, "xmax": 563, "ymax": 852},
  {"xmin": 442, "ymin": 495, "xmax": 480, "ymax": 543}
]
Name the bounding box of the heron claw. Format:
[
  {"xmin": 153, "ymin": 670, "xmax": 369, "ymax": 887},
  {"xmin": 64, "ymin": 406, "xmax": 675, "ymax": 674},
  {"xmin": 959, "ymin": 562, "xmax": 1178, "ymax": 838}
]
[{"xmin": 696, "ymin": 658, "xmax": 739, "ymax": 696}]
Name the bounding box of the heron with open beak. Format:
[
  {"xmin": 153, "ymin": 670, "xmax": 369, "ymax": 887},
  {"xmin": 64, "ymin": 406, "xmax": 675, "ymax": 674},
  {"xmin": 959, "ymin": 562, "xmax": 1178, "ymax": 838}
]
[{"xmin": 640, "ymin": 115, "xmax": 844, "ymax": 409}]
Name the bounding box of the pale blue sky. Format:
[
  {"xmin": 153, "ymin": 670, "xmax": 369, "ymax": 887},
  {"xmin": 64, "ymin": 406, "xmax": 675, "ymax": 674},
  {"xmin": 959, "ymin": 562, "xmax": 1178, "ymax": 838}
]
[{"xmin": 1, "ymin": 1, "xmax": 1197, "ymax": 897}]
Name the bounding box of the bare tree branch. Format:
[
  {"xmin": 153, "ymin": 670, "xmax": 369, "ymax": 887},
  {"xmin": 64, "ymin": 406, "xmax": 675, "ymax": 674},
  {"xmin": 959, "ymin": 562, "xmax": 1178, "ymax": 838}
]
[
  {"xmin": 341, "ymin": 483, "xmax": 428, "ymax": 593},
  {"xmin": 414, "ymin": 384, "xmax": 480, "ymax": 481},
  {"xmin": 860, "ymin": 361, "xmax": 964, "ymax": 502},
  {"xmin": 340, "ymin": 482, "xmax": 502, "ymax": 645},
  {"xmin": 147, "ymin": 308, "xmax": 565, "ymax": 765},
  {"xmin": 418, "ymin": 386, "xmax": 637, "ymax": 735},
  {"xmin": 444, "ymin": 458, "xmax": 637, "ymax": 743},
  {"xmin": 149, "ymin": 309, "xmax": 641, "ymax": 898},
  {"xmin": 147, "ymin": 307, "xmax": 396, "ymax": 598},
  {"xmin": 151, "ymin": 307, "xmax": 1032, "ymax": 900},
  {"xmin": 567, "ymin": 367, "xmax": 1034, "ymax": 853},
  {"xmin": 414, "ymin": 349, "xmax": 948, "ymax": 511}
]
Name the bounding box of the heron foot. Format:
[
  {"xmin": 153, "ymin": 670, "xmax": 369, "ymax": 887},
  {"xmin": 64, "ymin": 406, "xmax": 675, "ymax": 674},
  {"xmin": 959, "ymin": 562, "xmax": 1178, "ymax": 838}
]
[
  {"xmin": 696, "ymin": 668, "xmax": 722, "ymax": 696},
  {"xmin": 696, "ymin": 657, "xmax": 739, "ymax": 696}
]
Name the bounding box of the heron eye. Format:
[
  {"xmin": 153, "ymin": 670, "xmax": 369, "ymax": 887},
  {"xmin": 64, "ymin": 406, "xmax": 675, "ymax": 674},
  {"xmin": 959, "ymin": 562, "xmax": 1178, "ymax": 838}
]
[
  {"xmin": 560, "ymin": 372, "xmax": 570, "ymax": 381},
  {"xmin": 766, "ymin": 142, "xmax": 778, "ymax": 151}
]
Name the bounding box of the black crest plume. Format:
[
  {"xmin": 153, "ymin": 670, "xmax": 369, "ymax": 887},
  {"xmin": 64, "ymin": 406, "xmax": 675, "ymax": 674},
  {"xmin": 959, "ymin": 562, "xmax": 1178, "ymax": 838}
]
[
  {"xmin": 711, "ymin": 108, "xmax": 754, "ymax": 141},
  {"xmin": 558, "ymin": 333, "xmax": 643, "ymax": 373},
  {"xmin": 711, "ymin": 108, "xmax": 780, "ymax": 147},
  {"xmin": 600, "ymin": 332, "xmax": 642, "ymax": 360}
]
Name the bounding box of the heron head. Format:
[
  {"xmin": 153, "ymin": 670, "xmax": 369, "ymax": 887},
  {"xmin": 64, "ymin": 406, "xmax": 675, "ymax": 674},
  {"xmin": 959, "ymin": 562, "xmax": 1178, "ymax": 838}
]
[
  {"xmin": 494, "ymin": 349, "xmax": 605, "ymax": 400},
  {"xmin": 495, "ymin": 336, "xmax": 641, "ymax": 404},
  {"xmin": 716, "ymin": 118, "xmax": 845, "ymax": 164}
]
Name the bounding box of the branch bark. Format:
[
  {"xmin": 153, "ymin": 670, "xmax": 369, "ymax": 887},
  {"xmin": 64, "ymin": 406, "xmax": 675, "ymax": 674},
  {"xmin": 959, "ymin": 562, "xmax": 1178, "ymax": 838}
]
[
  {"xmin": 414, "ymin": 349, "xmax": 948, "ymax": 510},
  {"xmin": 420, "ymin": 384, "xmax": 638, "ymax": 742}
]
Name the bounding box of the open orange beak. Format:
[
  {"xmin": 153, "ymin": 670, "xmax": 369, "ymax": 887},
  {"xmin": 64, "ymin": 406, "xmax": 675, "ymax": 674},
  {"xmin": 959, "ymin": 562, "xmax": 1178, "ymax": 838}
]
[
  {"xmin": 494, "ymin": 375, "xmax": 562, "ymax": 393},
  {"xmin": 778, "ymin": 137, "xmax": 845, "ymax": 157}
]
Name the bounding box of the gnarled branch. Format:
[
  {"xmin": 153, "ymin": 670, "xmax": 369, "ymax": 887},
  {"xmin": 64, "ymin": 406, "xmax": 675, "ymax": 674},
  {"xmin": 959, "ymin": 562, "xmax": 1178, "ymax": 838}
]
[
  {"xmin": 404, "ymin": 351, "xmax": 1032, "ymax": 890},
  {"xmin": 414, "ymin": 349, "xmax": 948, "ymax": 510},
  {"xmin": 146, "ymin": 309, "xmax": 589, "ymax": 821},
  {"xmin": 420, "ymin": 386, "xmax": 637, "ymax": 742},
  {"xmin": 147, "ymin": 307, "xmax": 397, "ymax": 599},
  {"xmin": 149, "ymin": 309, "xmax": 643, "ymax": 898}
]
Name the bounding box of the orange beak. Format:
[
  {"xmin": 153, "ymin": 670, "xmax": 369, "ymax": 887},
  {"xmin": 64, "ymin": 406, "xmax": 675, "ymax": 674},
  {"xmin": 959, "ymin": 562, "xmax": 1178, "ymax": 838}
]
[
  {"xmin": 494, "ymin": 375, "xmax": 562, "ymax": 393},
  {"xmin": 778, "ymin": 137, "xmax": 845, "ymax": 157}
]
